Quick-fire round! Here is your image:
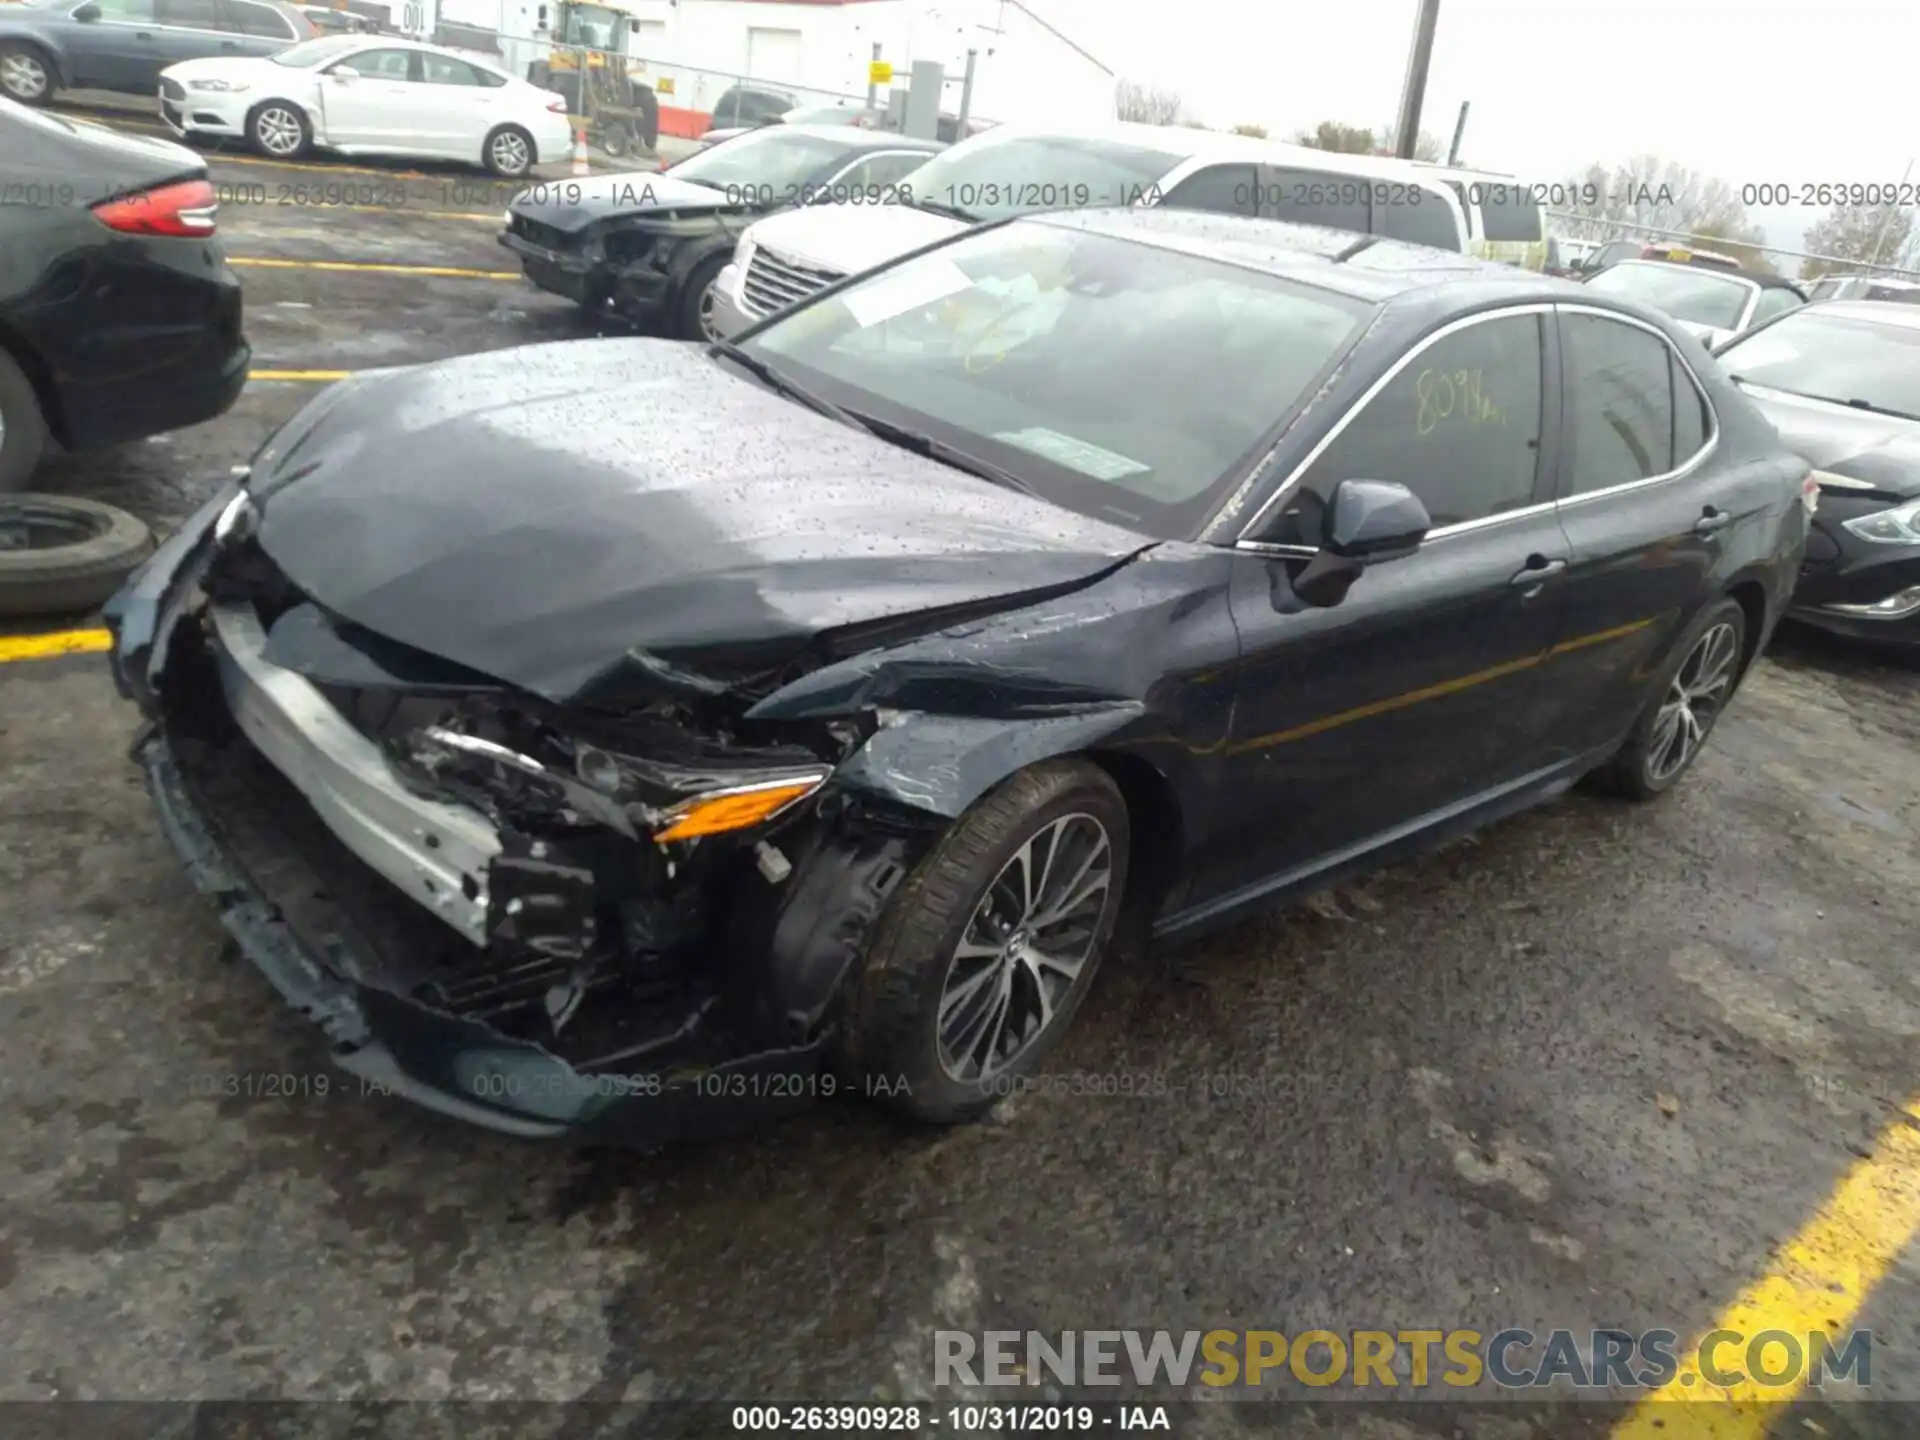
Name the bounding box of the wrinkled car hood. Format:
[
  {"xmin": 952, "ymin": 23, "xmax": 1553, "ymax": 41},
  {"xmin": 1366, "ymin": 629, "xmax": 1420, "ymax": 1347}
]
[
  {"xmin": 246, "ymin": 339, "xmax": 1151, "ymax": 705},
  {"xmin": 1740, "ymin": 385, "xmax": 1920, "ymax": 498},
  {"xmin": 509, "ymin": 171, "xmax": 732, "ymax": 232},
  {"xmin": 162, "ymin": 55, "xmax": 285, "ymax": 85},
  {"xmin": 744, "ymin": 202, "xmax": 968, "ymax": 276}
]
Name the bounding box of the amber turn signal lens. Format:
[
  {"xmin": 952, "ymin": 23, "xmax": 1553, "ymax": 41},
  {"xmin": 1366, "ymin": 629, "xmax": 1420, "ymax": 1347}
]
[{"xmin": 652, "ymin": 776, "xmax": 826, "ymax": 844}]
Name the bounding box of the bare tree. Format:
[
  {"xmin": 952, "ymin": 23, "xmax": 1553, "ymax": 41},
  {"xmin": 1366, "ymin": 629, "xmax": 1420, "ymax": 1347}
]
[
  {"xmin": 1230, "ymin": 122, "xmax": 1269, "ymax": 139},
  {"xmin": 1555, "ymin": 155, "xmax": 1757, "ymax": 244},
  {"xmin": 1294, "ymin": 120, "xmax": 1376, "ymax": 154},
  {"xmin": 1296, "ymin": 120, "xmax": 1444, "ymax": 160},
  {"xmin": 1115, "ymin": 79, "xmax": 1187, "ymax": 127},
  {"xmin": 1801, "ymin": 202, "xmax": 1917, "ymax": 278}
]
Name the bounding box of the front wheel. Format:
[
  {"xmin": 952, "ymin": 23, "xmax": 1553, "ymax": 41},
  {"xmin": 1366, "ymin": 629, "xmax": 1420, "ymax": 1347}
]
[
  {"xmin": 1592, "ymin": 597, "xmax": 1748, "ymax": 800},
  {"xmin": 248, "ymin": 101, "xmax": 311, "ymax": 160},
  {"xmin": 675, "ymin": 253, "xmax": 730, "ymax": 341},
  {"xmin": 836, "ymin": 759, "xmax": 1130, "ymax": 1125}
]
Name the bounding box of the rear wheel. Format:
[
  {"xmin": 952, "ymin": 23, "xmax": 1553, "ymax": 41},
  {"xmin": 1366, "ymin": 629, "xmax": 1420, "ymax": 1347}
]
[
  {"xmin": 248, "ymin": 101, "xmax": 311, "ymax": 160},
  {"xmin": 0, "ymin": 348, "xmax": 49, "ymax": 493},
  {"xmin": 837, "ymin": 760, "xmax": 1130, "ymax": 1125},
  {"xmin": 1592, "ymin": 597, "xmax": 1748, "ymax": 800},
  {"xmin": 0, "ymin": 495, "xmax": 154, "ymax": 619},
  {"xmin": 0, "ymin": 43, "xmax": 53, "ymax": 106},
  {"xmin": 484, "ymin": 125, "xmax": 535, "ymax": 178}
]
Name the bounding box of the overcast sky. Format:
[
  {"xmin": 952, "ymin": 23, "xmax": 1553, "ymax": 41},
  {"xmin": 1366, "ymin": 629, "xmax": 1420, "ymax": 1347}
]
[{"xmin": 1033, "ymin": 0, "xmax": 1918, "ymax": 248}]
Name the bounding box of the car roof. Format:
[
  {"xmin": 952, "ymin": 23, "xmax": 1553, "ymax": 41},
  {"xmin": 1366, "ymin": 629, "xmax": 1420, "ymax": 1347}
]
[
  {"xmin": 1030, "ymin": 207, "xmax": 1573, "ymax": 305},
  {"xmin": 774, "ymin": 123, "xmax": 943, "ymax": 152},
  {"xmin": 1804, "ymin": 299, "xmax": 1920, "ymax": 328}
]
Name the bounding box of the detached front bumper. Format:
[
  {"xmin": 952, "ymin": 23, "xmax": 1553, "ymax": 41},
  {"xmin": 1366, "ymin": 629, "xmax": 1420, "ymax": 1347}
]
[{"xmin": 100, "ymin": 489, "xmax": 902, "ymax": 1147}]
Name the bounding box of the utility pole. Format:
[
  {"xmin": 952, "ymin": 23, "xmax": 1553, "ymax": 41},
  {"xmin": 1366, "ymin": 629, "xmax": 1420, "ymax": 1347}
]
[
  {"xmin": 1865, "ymin": 158, "xmax": 1916, "ymax": 270},
  {"xmin": 1446, "ymin": 100, "xmax": 1468, "ymax": 165},
  {"xmin": 1391, "ymin": 0, "xmax": 1441, "ymax": 160}
]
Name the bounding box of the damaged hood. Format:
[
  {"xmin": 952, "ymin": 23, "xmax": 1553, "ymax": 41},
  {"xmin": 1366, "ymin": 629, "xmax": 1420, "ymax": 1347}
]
[
  {"xmin": 508, "ymin": 171, "xmax": 735, "ymax": 232},
  {"xmin": 246, "ymin": 339, "xmax": 1150, "ymax": 704},
  {"xmin": 1740, "ymin": 384, "xmax": 1920, "ymax": 498}
]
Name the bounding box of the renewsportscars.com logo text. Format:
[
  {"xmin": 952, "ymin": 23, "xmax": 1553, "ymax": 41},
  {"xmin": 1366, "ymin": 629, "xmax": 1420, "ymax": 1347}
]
[{"xmin": 933, "ymin": 1328, "xmax": 1873, "ymax": 1391}]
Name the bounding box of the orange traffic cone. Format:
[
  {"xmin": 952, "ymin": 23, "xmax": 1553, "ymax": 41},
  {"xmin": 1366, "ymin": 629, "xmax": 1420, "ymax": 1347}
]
[{"xmin": 572, "ymin": 124, "xmax": 590, "ymax": 176}]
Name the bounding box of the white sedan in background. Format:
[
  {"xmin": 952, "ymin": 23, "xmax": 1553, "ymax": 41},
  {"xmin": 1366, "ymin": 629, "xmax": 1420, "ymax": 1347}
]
[{"xmin": 159, "ymin": 35, "xmax": 572, "ymax": 177}]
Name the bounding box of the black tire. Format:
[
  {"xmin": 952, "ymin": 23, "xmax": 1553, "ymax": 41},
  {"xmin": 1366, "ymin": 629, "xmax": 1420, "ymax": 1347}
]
[
  {"xmin": 0, "ymin": 42, "xmax": 55, "ymax": 106},
  {"xmin": 675, "ymin": 252, "xmax": 730, "ymax": 341},
  {"xmin": 1591, "ymin": 596, "xmax": 1748, "ymax": 801},
  {"xmin": 836, "ymin": 759, "xmax": 1130, "ymax": 1125},
  {"xmin": 0, "ymin": 494, "xmax": 154, "ymax": 619},
  {"xmin": 0, "ymin": 347, "xmax": 49, "ymax": 493},
  {"xmin": 484, "ymin": 124, "xmax": 536, "ymax": 179},
  {"xmin": 247, "ymin": 100, "xmax": 311, "ymax": 161}
]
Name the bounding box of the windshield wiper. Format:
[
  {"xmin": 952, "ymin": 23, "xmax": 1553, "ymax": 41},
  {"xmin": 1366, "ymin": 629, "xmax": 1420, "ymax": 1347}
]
[
  {"xmin": 706, "ymin": 339, "xmax": 866, "ymax": 428},
  {"xmin": 908, "ymin": 197, "xmax": 978, "ymax": 223},
  {"xmin": 1728, "ymin": 376, "xmax": 1920, "ymax": 421},
  {"xmin": 840, "ymin": 408, "xmax": 1037, "ymax": 496}
]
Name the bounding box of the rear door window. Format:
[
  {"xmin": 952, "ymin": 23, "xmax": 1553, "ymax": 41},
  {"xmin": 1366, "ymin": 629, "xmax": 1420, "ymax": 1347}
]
[
  {"xmin": 157, "ymin": 0, "xmax": 223, "ymax": 29},
  {"xmin": 1259, "ymin": 165, "xmax": 1369, "ymax": 235},
  {"xmin": 1560, "ymin": 312, "xmax": 1687, "ymax": 493},
  {"xmin": 229, "ymin": 0, "xmax": 295, "ymax": 36},
  {"xmin": 1160, "ymin": 163, "xmax": 1260, "ymax": 218},
  {"xmin": 1374, "ymin": 185, "xmax": 1463, "ymax": 251}
]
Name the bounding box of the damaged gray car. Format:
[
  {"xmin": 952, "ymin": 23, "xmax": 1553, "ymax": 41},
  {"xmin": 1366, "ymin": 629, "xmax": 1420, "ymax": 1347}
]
[{"xmin": 105, "ymin": 208, "xmax": 1807, "ymax": 1145}]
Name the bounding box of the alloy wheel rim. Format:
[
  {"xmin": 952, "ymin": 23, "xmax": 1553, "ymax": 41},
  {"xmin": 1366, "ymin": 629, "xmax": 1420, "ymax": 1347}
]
[
  {"xmin": 1647, "ymin": 621, "xmax": 1740, "ymax": 783},
  {"xmin": 697, "ymin": 283, "xmax": 719, "ymax": 339},
  {"xmin": 257, "ymin": 108, "xmax": 301, "ymax": 155},
  {"xmin": 2, "ymin": 55, "xmax": 48, "ymax": 99},
  {"xmin": 935, "ymin": 812, "xmax": 1113, "ymax": 1084},
  {"xmin": 493, "ymin": 133, "xmax": 529, "ymax": 174}
]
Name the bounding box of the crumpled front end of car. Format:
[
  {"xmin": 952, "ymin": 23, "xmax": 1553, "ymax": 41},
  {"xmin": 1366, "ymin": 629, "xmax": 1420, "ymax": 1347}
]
[{"xmin": 103, "ymin": 483, "xmax": 947, "ymax": 1145}]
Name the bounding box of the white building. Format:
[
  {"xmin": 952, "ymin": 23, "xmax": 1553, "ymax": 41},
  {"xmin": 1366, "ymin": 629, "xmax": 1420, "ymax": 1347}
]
[{"xmin": 454, "ymin": 0, "xmax": 1116, "ymax": 130}]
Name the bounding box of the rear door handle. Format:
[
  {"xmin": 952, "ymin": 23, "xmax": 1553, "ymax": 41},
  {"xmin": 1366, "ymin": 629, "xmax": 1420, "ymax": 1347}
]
[
  {"xmin": 1695, "ymin": 508, "xmax": 1734, "ymax": 535},
  {"xmin": 1510, "ymin": 557, "xmax": 1567, "ymax": 588}
]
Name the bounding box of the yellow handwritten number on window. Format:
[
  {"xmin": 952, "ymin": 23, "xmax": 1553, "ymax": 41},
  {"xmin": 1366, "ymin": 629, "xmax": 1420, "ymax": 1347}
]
[{"xmin": 1414, "ymin": 367, "xmax": 1507, "ymax": 436}]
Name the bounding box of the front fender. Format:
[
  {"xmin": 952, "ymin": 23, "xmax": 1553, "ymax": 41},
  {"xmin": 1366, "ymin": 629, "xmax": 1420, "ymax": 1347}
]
[{"xmin": 0, "ymin": 28, "xmax": 71, "ymax": 85}]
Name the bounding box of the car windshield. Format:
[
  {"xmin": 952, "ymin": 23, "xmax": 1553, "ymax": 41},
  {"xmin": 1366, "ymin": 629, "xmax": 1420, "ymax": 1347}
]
[
  {"xmin": 1719, "ymin": 310, "xmax": 1920, "ymax": 419},
  {"xmin": 902, "ymin": 135, "xmax": 1188, "ymax": 221},
  {"xmin": 271, "ymin": 35, "xmax": 363, "ymax": 66},
  {"xmin": 740, "ymin": 220, "xmax": 1367, "ymax": 538},
  {"xmin": 1586, "ymin": 262, "xmax": 1755, "ymax": 329},
  {"xmin": 668, "ymin": 128, "xmax": 865, "ymax": 192}
]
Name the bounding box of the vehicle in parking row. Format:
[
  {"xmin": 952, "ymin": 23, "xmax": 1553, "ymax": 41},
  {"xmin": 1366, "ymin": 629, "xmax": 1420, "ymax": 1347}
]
[
  {"xmin": 0, "ymin": 95, "xmax": 247, "ymax": 492},
  {"xmin": 500, "ymin": 122, "xmax": 943, "ymax": 335},
  {"xmin": 1583, "ymin": 258, "xmax": 1805, "ymax": 346},
  {"xmin": 700, "ymin": 99, "xmax": 992, "ymax": 151},
  {"xmin": 706, "ymin": 122, "xmax": 1472, "ymax": 340},
  {"xmin": 1412, "ymin": 161, "xmax": 1550, "ymax": 270},
  {"xmin": 1715, "ymin": 300, "xmax": 1920, "ymax": 645},
  {"xmin": 105, "ymin": 210, "xmax": 1811, "ymax": 1147},
  {"xmin": 161, "ymin": 34, "xmax": 572, "ymax": 175},
  {"xmin": 1579, "ymin": 240, "xmax": 1742, "ymax": 275},
  {"xmin": 0, "ymin": 0, "xmax": 314, "ymax": 107},
  {"xmin": 1800, "ymin": 273, "xmax": 1920, "ymax": 305}
]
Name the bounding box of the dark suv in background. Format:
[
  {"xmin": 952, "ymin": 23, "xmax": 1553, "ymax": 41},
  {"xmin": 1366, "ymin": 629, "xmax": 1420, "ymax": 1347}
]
[{"xmin": 0, "ymin": 0, "xmax": 313, "ymax": 107}]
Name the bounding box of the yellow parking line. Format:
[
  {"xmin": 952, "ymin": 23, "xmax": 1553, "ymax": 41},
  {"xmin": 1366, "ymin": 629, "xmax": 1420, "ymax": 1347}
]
[
  {"xmin": 250, "ymin": 369, "xmax": 353, "ymax": 381},
  {"xmin": 230, "ymin": 258, "xmax": 518, "ymax": 280},
  {"xmin": 0, "ymin": 629, "xmax": 112, "ymax": 664},
  {"xmin": 336, "ymin": 204, "xmax": 500, "ymax": 223},
  {"xmin": 1612, "ymin": 1098, "xmax": 1920, "ymax": 1438}
]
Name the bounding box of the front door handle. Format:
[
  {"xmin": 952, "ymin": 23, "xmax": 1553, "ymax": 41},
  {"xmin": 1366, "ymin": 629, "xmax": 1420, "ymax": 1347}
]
[
  {"xmin": 1510, "ymin": 557, "xmax": 1567, "ymax": 589},
  {"xmin": 1695, "ymin": 507, "xmax": 1734, "ymax": 535}
]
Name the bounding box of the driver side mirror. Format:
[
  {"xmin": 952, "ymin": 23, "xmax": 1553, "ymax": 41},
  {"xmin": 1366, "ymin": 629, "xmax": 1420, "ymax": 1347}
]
[
  {"xmin": 72, "ymin": 2, "xmax": 101, "ymax": 20},
  {"xmin": 329, "ymin": 65, "xmax": 359, "ymax": 82},
  {"xmin": 1288, "ymin": 478, "xmax": 1432, "ymax": 608}
]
